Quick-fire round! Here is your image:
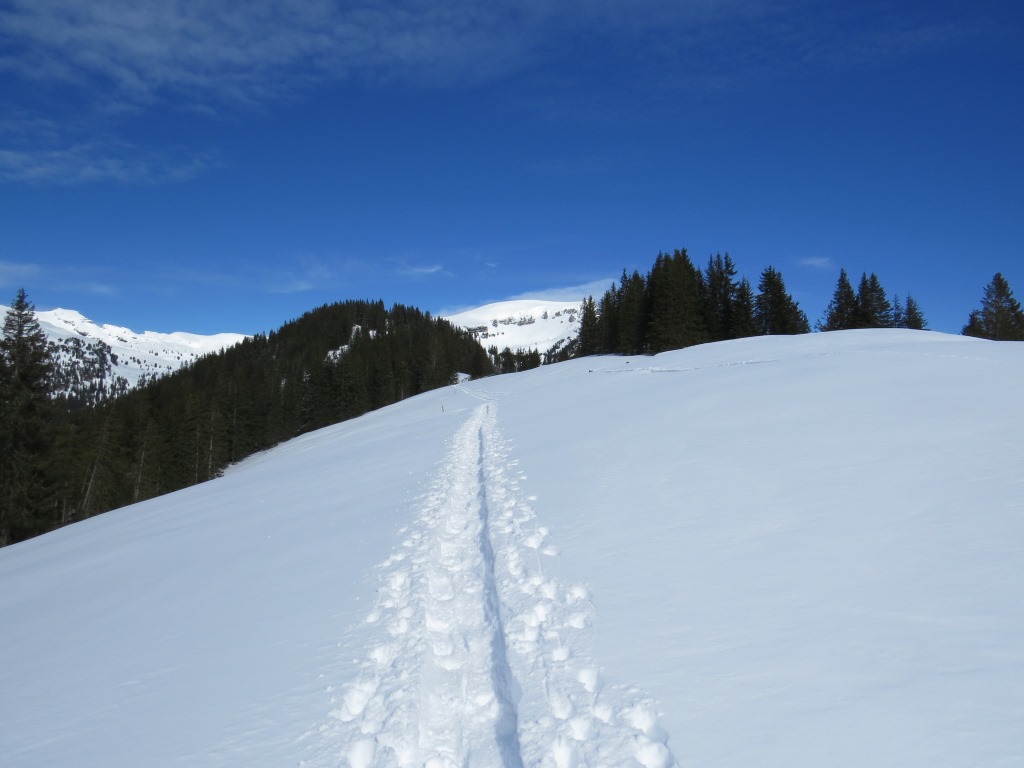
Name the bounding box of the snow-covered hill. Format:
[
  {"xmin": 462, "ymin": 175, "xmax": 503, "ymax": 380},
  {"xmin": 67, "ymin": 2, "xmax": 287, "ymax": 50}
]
[
  {"xmin": 443, "ymin": 299, "xmax": 582, "ymax": 357},
  {"xmin": 2, "ymin": 331, "xmax": 1023, "ymax": 767},
  {"xmin": 2, "ymin": 305, "xmax": 247, "ymax": 403}
]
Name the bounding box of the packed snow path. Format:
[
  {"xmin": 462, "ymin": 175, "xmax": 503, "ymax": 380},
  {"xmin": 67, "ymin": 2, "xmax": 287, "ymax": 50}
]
[{"xmin": 313, "ymin": 404, "xmax": 674, "ymax": 767}]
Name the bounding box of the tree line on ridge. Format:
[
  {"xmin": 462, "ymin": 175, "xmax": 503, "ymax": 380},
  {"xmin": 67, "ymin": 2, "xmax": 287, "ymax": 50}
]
[
  {"xmin": 0, "ymin": 296, "xmax": 491, "ymax": 545},
  {"xmin": 2, "ymin": 260, "xmax": 1022, "ymax": 546},
  {"xmin": 569, "ymin": 251, "xmax": 938, "ymax": 359}
]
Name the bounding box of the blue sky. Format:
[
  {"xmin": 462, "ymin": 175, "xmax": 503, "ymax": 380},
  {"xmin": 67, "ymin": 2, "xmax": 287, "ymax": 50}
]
[{"xmin": 1, "ymin": 0, "xmax": 1021, "ymax": 335}]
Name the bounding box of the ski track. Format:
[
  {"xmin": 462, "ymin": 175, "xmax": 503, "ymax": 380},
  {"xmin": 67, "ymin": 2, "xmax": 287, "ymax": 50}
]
[{"xmin": 310, "ymin": 404, "xmax": 675, "ymax": 767}]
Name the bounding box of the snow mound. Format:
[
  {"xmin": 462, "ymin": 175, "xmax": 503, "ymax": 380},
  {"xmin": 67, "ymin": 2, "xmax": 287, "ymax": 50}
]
[
  {"xmin": 1, "ymin": 329, "xmax": 1022, "ymax": 767},
  {"xmin": 444, "ymin": 299, "xmax": 582, "ymax": 356}
]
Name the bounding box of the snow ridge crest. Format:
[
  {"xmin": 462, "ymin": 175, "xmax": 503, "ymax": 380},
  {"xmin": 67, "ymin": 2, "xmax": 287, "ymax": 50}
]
[{"xmin": 313, "ymin": 403, "xmax": 674, "ymax": 767}]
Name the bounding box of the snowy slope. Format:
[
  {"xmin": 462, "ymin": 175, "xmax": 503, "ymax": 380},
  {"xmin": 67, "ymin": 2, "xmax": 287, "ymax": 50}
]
[
  {"xmin": 443, "ymin": 299, "xmax": 582, "ymax": 356},
  {"xmin": 3, "ymin": 304, "xmax": 247, "ymax": 395},
  {"xmin": 2, "ymin": 330, "xmax": 1023, "ymax": 767}
]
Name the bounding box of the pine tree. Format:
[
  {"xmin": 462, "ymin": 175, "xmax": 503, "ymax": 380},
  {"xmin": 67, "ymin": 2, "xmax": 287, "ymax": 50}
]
[
  {"xmin": 891, "ymin": 295, "xmax": 906, "ymax": 328},
  {"xmin": 616, "ymin": 270, "xmax": 648, "ymax": 355},
  {"xmin": 755, "ymin": 266, "xmax": 810, "ymax": 335},
  {"xmin": 731, "ymin": 278, "xmax": 757, "ymax": 339},
  {"xmin": 962, "ymin": 273, "xmax": 1024, "ymax": 340},
  {"xmin": 0, "ymin": 289, "xmax": 57, "ymax": 544},
  {"xmin": 646, "ymin": 249, "xmax": 706, "ymax": 352},
  {"xmin": 817, "ymin": 268, "xmax": 858, "ymax": 331},
  {"xmin": 703, "ymin": 253, "xmax": 739, "ymax": 341},
  {"xmin": 904, "ymin": 295, "xmax": 927, "ymax": 330},
  {"xmin": 597, "ymin": 285, "xmax": 619, "ymax": 355},
  {"xmin": 645, "ymin": 253, "xmax": 680, "ymax": 352},
  {"xmin": 576, "ymin": 296, "xmax": 599, "ymax": 356},
  {"xmin": 0, "ymin": 333, "xmax": 9, "ymax": 543},
  {"xmin": 962, "ymin": 310, "xmax": 984, "ymax": 337},
  {"xmin": 855, "ymin": 272, "xmax": 892, "ymax": 328}
]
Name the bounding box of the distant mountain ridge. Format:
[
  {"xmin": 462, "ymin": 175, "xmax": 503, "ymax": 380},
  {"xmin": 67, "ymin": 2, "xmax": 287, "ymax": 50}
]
[
  {"xmin": 2, "ymin": 305, "xmax": 247, "ymax": 407},
  {"xmin": 442, "ymin": 298, "xmax": 583, "ymax": 358},
  {"xmin": 8, "ymin": 297, "xmax": 584, "ymax": 408}
]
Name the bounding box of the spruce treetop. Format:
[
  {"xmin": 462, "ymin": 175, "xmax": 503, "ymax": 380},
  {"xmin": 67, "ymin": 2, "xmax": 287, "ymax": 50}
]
[{"xmin": 963, "ymin": 273, "xmax": 1024, "ymax": 341}]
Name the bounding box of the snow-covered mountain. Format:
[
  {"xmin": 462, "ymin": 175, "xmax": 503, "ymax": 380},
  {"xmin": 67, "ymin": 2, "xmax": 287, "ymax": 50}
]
[
  {"xmin": 15, "ymin": 299, "xmax": 578, "ymax": 405},
  {"xmin": 2, "ymin": 330, "xmax": 1023, "ymax": 767},
  {"xmin": 443, "ymin": 299, "xmax": 582, "ymax": 357},
  {"xmin": 3, "ymin": 305, "xmax": 247, "ymax": 404}
]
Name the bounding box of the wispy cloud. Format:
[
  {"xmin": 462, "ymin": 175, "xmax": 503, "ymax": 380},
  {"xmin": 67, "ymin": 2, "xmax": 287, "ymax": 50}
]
[
  {"xmin": 0, "ymin": 260, "xmax": 42, "ymax": 288},
  {"xmin": 506, "ymin": 279, "xmax": 614, "ymax": 303},
  {"xmin": 67, "ymin": 281, "xmax": 119, "ymax": 297},
  {"xmin": 395, "ymin": 262, "xmax": 451, "ymax": 279},
  {"xmin": 265, "ymin": 256, "xmax": 337, "ymax": 294},
  {"xmin": 3, "ymin": 1, "xmax": 987, "ymax": 110},
  {"xmin": 0, "ymin": 1, "xmax": 988, "ymax": 184},
  {"xmin": 0, "ymin": 0, "xmax": 553, "ymax": 109},
  {"xmin": 0, "ymin": 110, "xmax": 218, "ymax": 184},
  {"xmin": 0, "ymin": 0, "xmax": 558, "ymax": 184},
  {"xmin": 0, "ymin": 1, "xmax": 821, "ymax": 118},
  {"xmin": 436, "ymin": 278, "xmax": 612, "ymax": 316},
  {"xmin": 0, "ymin": 140, "xmax": 215, "ymax": 185},
  {"xmin": 0, "ymin": 262, "xmax": 117, "ymax": 308},
  {"xmin": 267, "ymin": 279, "xmax": 316, "ymax": 295},
  {"xmin": 798, "ymin": 256, "xmax": 836, "ymax": 271}
]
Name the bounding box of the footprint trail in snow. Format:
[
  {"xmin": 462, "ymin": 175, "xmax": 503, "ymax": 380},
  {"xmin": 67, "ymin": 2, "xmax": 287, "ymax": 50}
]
[{"xmin": 313, "ymin": 404, "xmax": 675, "ymax": 767}]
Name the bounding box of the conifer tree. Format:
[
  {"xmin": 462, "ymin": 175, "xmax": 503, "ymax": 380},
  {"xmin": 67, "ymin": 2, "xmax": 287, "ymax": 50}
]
[
  {"xmin": 703, "ymin": 253, "xmax": 739, "ymax": 341},
  {"xmin": 903, "ymin": 295, "xmax": 927, "ymax": 330},
  {"xmin": 891, "ymin": 295, "xmax": 906, "ymax": 328},
  {"xmin": 755, "ymin": 266, "xmax": 810, "ymax": 335},
  {"xmin": 731, "ymin": 278, "xmax": 757, "ymax": 339},
  {"xmin": 0, "ymin": 289, "xmax": 56, "ymax": 544},
  {"xmin": 962, "ymin": 310, "xmax": 984, "ymax": 338},
  {"xmin": 891, "ymin": 293, "xmax": 928, "ymax": 330},
  {"xmin": 817, "ymin": 269, "xmax": 858, "ymax": 331},
  {"xmin": 962, "ymin": 273, "xmax": 1024, "ymax": 340},
  {"xmin": 616, "ymin": 270, "xmax": 648, "ymax": 355},
  {"xmin": 646, "ymin": 249, "xmax": 706, "ymax": 352},
  {"xmin": 597, "ymin": 285, "xmax": 619, "ymax": 355},
  {"xmin": 855, "ymin": 272, "xmax": 892, "ymax": 328},
  {"xmin": 645, "ymin": 253, "xmax": 678, "ymax": 352},
  {"xmin": 576, "ymin": 296, "xmax": 600, "ymax": 356}
]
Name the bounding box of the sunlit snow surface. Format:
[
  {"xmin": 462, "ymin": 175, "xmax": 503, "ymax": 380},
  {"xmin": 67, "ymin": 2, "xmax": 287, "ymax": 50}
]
[
  {"xmin": 2, "ymin": 330, "xmax": 1022, "ymax": 767},
  {"xmin": 443, "ymin": 299, "xmax": 582, "ymax": 354},
  {"xmin": 19, "ymin": 306, "xmax": 247, "ymax": 387}
]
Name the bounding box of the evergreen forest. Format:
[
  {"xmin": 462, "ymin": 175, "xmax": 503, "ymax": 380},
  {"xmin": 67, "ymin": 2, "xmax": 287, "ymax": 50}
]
[
  {"xmin": 2, "ymin": 262, "xmax": 1021, "ymax": 546},
  {"xmin": 569, "ymin": 250, "xmax": 932, "ymax": 358},
  {"xmin": 1, "ymin": 298, "xmax": 491, "ymax": 545}
]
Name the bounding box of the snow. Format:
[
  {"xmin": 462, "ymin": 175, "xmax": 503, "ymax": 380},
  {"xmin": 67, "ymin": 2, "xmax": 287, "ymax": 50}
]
[
  {"xmin": 3, "ymin": 305, "xmax": 248, "ymax": 388},
  {"xmin": 444, "ymin": 299, "xmax": 583, "ymax": 355},
  {"xmin": 2, "ymin": 330, "xmax": 1023, "ymax": 767}
]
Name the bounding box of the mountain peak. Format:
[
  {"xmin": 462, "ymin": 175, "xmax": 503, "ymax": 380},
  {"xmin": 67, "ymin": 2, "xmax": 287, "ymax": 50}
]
[
  {"xmin": 444, "ymin": 297, "xmax": 583, "ymax": 356},
  {"xmin": 1, "ymin": 303, "xmax": 248, "ymax": 404}
]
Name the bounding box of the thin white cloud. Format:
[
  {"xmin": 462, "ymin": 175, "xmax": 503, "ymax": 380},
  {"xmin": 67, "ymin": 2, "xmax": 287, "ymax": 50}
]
[
  {"xmin": 0, "ymin": 260, "xmax": 42, "ymax": 288},
  {"xmin": 0, "ymin": 0, "xmax": 557, "ymax": 184},
  {"xmin": 264, "ymin": 256, "xmax": 337, "ymax": 294},
  {"xmin": 395, "ymin": 263, "xmax": 451, "ymax": 279},
  {"xmin": 798, "ymin": 257, "xmax": 836, "ymax": 271},
  {"xmin": 0, "ymin": 1, "xmax": 987, "ymax": 185},
  {"xmin": 67, "ymin": 281, "xmax": 119, "ymax": 297},
  {"xmin": 268, "ymin": 279, "xmax": 315, "ymax": 295},
  {"xmin": 0, "ymin": 138, "xmax": 216, "ymax": 185},
  {"xmin": 436, "ymin": 279, "xmax": 609, "ymax": 316},
  {"xmin": 0, "ymin": 1, "xmax": 799, "ymax": 113},
  {"xmin": 505, "ymin": 279, "xmax": 614, "ymax": 303},
  {"xmin": 0, "ymin": 0, "xmax": 552, "ymax": 109}
]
